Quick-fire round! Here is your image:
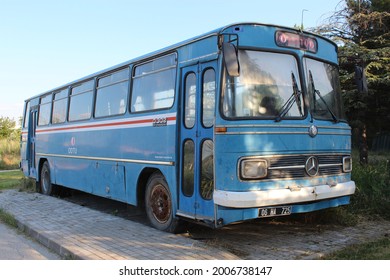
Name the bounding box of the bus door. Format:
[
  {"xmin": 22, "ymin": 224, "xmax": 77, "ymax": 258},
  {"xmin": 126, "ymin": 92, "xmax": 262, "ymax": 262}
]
[
  {"xmin": 27, "ymin": 106, "xmax": 38, "ymax": 177},
  {"xmin": 179, "ymin": 61, "xmax": 217, "ymax": 222}
]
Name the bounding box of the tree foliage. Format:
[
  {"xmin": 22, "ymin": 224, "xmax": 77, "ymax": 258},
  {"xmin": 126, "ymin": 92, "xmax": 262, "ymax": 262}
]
[
  {"xmin": 0, "ymin": 117, "xmax": 18, "ymax": 140},
  {"xmin": 314, "ymin": 0, "xmax": 390, "ymax": 160}
]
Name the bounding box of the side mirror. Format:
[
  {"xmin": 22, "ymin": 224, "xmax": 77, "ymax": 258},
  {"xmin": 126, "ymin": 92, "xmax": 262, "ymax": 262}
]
[{"xmin": 222, "ymin": 42, "xmax": 240, "ymax": 77}]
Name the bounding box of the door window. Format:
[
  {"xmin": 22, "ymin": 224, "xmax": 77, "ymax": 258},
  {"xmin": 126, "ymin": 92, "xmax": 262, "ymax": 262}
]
[
  {"xmin": 202, "ymin": 69, "xmax": 216, "ymax": 127},
  {"xmin": 200, "ymin": 140, "xmax": 214, "ymax": 200},
  {"xmin": 184, "ymin": 73, "xmax": 196, "ymax": 128},
  {"xmin": 182, "ymin": 140, "xmax": 195, "ymax": 197}
]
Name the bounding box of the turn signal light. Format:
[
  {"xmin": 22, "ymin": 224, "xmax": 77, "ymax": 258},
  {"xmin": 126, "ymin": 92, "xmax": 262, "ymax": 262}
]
[{"xmin": 215, "ymin": 126, "xmax": 227, "ymax": 133}]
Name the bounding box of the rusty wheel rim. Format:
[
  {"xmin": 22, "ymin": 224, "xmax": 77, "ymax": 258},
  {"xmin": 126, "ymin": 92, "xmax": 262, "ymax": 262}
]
[{"xmin": 150, "ymin": 184, "xmax": 171, "ymax": 224}]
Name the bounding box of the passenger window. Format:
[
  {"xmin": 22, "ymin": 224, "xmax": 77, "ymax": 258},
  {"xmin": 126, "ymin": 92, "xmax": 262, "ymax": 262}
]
[
  {"xmin": 38, "ymin": 94, "xmax": 52, "ymax": 126},
  {"xmin": 95, "ymin": 68, "xmax": 129, "ymax": 118},
  {"xmin": 69, "ymin": 80, "xmax": 94, "ymax": 121},
  {"xmin": 52, "ymin": 89, "xmax": 68, "ymax": 124},
  {"xmin": 131, "ymin": 54, "xmax": 176, "ymax": 112}
]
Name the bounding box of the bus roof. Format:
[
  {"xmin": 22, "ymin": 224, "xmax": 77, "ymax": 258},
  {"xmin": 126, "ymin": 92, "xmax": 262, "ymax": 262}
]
[{"xmin": 25, "ymin": 22, "xmax": 335, "ymax": 102}]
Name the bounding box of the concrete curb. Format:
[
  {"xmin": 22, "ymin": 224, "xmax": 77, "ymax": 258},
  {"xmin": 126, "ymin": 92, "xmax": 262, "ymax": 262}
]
[{"xmin": 15, "ymin": 220, "xmax": 80, "ymax": 259}]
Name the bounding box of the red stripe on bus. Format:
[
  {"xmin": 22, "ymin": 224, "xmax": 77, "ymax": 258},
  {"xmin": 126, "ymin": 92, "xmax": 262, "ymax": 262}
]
[{"xmin": 35, "ymin": 116, "xmax": 176, "ymax": 134}]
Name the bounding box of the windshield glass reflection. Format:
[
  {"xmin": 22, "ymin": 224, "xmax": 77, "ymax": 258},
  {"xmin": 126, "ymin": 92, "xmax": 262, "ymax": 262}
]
[
  {"xmin": 223, "ymin": 50, "xmax": 303, "ymax": 119},
  {"xmin": 303, "ymin": 58, "xmax": 346, "ymax": 121}
]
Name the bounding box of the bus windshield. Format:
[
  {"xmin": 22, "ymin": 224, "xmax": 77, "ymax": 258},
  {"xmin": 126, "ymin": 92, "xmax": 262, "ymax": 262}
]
[
  {"xmin": 222, "ymin": 50, "xmax": 303, "ymax": 119},
  {"xmin": 303, "ymin": 57, "xmax": 346, "ymax": 122}
]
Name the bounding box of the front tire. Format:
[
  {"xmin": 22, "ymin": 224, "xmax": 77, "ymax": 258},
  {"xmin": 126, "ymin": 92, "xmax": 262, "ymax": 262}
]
[
  {"xmin": 145, "ymin": 172, "xmax": 180, "ymax": 233},
  {"xmin": 40, "ymin": 161, "xmax": 53, "ymax": 195}
]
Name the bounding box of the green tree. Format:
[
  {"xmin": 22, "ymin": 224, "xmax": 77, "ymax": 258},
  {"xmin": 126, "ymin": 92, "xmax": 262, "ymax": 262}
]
[
  {"xmin": 315, "ymin": 0, "xmax": 390, "ymax": 164},
  {"xmin": 0, "ymin": 117, "xmax": 17, "ymax": 139}
]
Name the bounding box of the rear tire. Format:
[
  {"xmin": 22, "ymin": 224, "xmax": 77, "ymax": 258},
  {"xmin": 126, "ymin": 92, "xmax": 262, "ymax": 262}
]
[
  {"xmin": 40, "ymin": 161, "xmax": 53, "ymax": 195},
  {"xmin": 145, "ymin": 172, "xmax": 180, "ymax": 233}
]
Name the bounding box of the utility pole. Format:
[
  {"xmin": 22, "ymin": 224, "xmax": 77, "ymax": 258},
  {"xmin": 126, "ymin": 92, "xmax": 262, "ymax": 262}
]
[{"xmin": 301, "ymin": 9, "xmax": 308, "ymax": 31}]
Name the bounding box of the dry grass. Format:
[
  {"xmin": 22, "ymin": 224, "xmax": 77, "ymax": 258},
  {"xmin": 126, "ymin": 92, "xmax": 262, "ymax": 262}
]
[{"xmin": 0, "ymin": 139, "xmax": 20, "ymax": 169}]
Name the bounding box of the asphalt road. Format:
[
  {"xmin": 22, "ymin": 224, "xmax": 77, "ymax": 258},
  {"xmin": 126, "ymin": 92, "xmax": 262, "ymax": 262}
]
[{"xmin": 0, "ymin": 221, "xmax": 60, "ymax": 260}]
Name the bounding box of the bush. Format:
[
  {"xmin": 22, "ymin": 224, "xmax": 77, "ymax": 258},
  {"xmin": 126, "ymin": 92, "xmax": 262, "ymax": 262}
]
[
  {"xmin": 298, "ymin": 151, "xmax": 390, "ymax": 225},
  {"xmin": 348, "ymin": 152, "xmax": 390, "ymax": 219}
]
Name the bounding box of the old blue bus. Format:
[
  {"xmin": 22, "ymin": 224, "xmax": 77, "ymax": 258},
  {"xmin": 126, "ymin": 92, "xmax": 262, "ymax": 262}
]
[{"xmin": 21, "ymin": 23, "xmax": 355, "ymax": 232}]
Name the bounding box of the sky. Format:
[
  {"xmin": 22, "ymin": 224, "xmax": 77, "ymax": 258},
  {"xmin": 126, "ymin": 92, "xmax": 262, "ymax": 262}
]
[{"xmin": 0, "ymin": 0, "xmax": 344, "ymax": 123}]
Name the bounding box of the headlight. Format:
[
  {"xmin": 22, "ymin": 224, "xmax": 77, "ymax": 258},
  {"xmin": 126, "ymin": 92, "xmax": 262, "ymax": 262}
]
[
  {"xmin": 343, "ymin": 156, "xmax": 352, "ymax": 172},
  {"xmin": 240, "ymin": 159, "xmax": 268, "ymax": 180}
]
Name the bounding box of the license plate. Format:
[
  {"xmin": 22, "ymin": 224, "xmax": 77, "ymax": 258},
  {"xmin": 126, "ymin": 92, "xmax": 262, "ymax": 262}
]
[{"xmin": 258, "ymin": 206, "xmax": 292, "ymax": 217}]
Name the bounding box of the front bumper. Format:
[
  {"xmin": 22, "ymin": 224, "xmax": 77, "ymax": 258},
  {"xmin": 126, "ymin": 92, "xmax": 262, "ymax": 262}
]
[{"xmin": 214, "ymin": 181, "xmax": 356, "ymax": 208}]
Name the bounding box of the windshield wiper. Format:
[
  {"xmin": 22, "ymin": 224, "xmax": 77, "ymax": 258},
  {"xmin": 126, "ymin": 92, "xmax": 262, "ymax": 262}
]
[
  {"xmin": 308, "ymin": 70, "xmax": 339, "ymax": 123},
  {"xmin": 275, "ymin": 73, "xmax": 303, "ymax": 122}
]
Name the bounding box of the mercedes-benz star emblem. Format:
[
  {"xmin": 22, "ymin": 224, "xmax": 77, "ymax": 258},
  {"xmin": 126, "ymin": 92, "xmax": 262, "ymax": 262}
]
[
  {"xmin": 309, "ymin": 125, "xmax": 318, "ymax": 137},
  {"xmin": 305, "ymin": 156, "xmax": 319, "ymax": 177}
]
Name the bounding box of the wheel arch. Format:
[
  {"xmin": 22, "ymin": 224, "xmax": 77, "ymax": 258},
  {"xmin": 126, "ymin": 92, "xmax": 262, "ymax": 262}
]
[
  {"xmin": 143, "ymin": 169, "xmax": 182, "ymax": 232},
  {"xmin": 37, "ymin": 157, "xmax": 48, "ymax": 182},
  {"xmin": 136, "ymin": 167, "xmax": 161, "ymax": 207}
]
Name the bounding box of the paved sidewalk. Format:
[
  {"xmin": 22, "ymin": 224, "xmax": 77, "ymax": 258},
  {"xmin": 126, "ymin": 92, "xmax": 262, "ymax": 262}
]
[{"xmin": 0, "ymin": 189, "xmax": 239, "ymax": 260}]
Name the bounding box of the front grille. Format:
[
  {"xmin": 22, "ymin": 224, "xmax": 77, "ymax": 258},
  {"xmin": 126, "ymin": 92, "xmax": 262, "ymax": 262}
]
[{"xmin": 267, "ymin": 154, "xmax": 346, "ymax": 179}]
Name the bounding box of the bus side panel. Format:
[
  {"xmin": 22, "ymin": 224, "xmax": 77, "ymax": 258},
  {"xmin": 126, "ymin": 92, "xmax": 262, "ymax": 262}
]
[
  {"xmin": 52, "ymin": 157, "xmax": 126, "ymax": 201},
  {"xmin": 34, "ymin": 112, "xmax": 177, "ymax": 206},
  {"xmin": 52, "ymin": 157, "xmax": 127, "ymax": 202},
  {"xmin": 52, "ymin": 157, "xmax": 93, "ymax": 194},
  {"xmin": 92, "ymin": 163, "xmax": 126, "ymax": 201},
  {"xmin": 122, "ymin": 123, "xmax": 178, "ymax": 207}
]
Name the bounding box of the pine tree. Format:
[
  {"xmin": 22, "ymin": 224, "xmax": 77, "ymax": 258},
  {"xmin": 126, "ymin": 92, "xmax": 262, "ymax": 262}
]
[{"xmin": 314, "ymin": 0, "xmax": 390, "ymax": 164}]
